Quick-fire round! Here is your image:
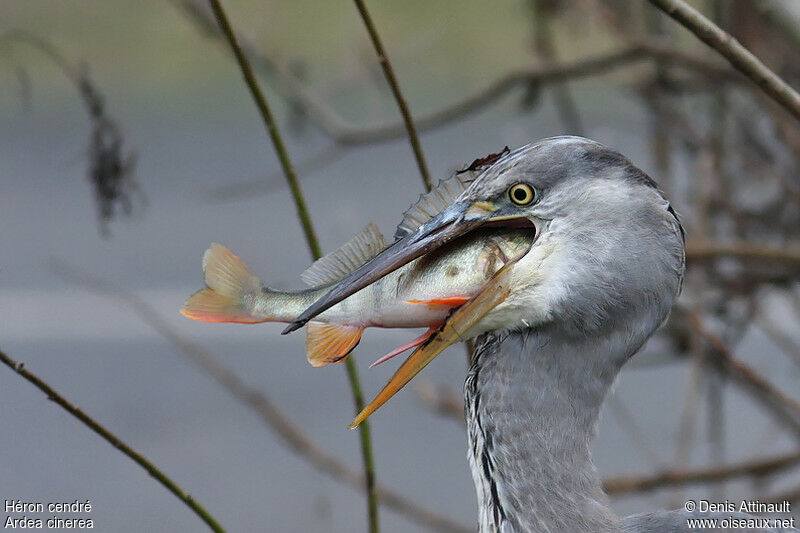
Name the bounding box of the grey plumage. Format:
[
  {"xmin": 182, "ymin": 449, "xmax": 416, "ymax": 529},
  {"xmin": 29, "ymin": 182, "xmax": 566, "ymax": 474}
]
[
  {"xmin": 459, "ymin": 137, "xmax": 793, "ymax": 532},
  {"xmin": 289, "ymin": 136, "xmax": 796, "ymax": 532}
]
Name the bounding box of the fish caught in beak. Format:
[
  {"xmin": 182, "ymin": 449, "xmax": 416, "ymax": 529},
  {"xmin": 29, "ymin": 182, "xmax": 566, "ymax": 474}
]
[
  {"xmin": 349, "ymin": 258, "xmax": 519, "ymax": 428},
  {"xmin": 283, "ymin": 197, "xmax": 535, "ymax": 425},
  {"xmin": 283, "ymin": 199, "xmax": 518, "ymax": 334}
]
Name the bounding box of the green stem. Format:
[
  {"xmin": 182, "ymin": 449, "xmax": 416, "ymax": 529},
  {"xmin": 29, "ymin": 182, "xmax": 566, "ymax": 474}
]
[
  {"xmin": 206, "ymin": 0, "xmax": 321, "ymax": 259},
  {"xmin": 206, "ymin": 1, "xmax": 379, "ymax": 531},
  {"xmin": 344, "ymin": 354, "xmax": 380, "ymax": 533},
  {"xmin": 352, "ymin": 0, "xmax": 432, "ymax": 192},
  {"xmin": 0, "ymin": 348, "xmax": 226, "ymax": 533}
]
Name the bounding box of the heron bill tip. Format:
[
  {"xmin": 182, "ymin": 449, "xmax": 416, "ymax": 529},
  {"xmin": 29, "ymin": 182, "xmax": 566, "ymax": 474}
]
[{"xmin": 347, "ymin": 261, "xmax": 516, "ymax": 428}]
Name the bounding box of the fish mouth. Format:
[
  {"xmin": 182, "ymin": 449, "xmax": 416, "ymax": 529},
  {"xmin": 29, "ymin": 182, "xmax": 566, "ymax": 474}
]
[{"xmin": 282, "ymin": 201, "xmax": 537, "ymax": 334}]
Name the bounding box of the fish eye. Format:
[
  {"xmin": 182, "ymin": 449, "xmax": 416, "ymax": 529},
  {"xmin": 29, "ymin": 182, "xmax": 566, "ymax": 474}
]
[{"xmin": 508, "ymin": 183, "xmax": 537, "ymax": 206}]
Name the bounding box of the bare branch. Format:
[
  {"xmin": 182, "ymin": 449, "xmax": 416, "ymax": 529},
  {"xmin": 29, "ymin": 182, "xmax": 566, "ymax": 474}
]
[
  {"xmin": 352, "ymin": 0, "xmax": 432, "ymax": 191},
  {"xmin": 0, "ymin": 348, "xmax": 226, "ymax": 533},
  {"xmin": 684, "ymin": 310, "xmax": 800, "ymax": 441},
  {"xmin": 50, "ymin": 262, "xmax": 470, "ymax": 533},
  {"xmin": 756, "ymin": 317, "xmax": 800, "ymax": 370},
  {"xmin": 414, "ymin": 379, "xmax": 465, "ymax": 425},
  {"xmin": 203, "ymin": 2, "xmax": 380, "ymax": 529},
  {"xmin": 685, "ymin": 242, "xmax": 800, "ymax": 268},
  {"xmin": 647, "ymin": 0, "xmax": 800, "ymax": 121},
  {"xmin": 0, "ymin": 30, "xmax": 139, "ymax": 236},
  {"xmin": 205, "ymin": 0, "xmax": 320, "ymax": 259},
  {"xmin": 173, "ymin": 0, "xmax": 745, "ymax": 145},
  {"xmin": 529, "ymin": 0, "xmax": 585, "ymax": 135},
  {"xmin": 604, "ymin": 451, "xmax": 800, "ymax": 495},
  {"xmin": 203, "ymin": 146, "xmax": 345, "ymax": 204}
]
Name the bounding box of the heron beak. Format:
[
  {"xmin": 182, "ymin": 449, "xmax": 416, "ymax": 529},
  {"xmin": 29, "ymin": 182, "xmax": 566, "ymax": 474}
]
[
  {"xmin": 349, "ymin": 259, "xmax": 516, "ymax": 428},
  {"xmin": 283, "ymin": 199, "xmax": 499, "ymax": 334},
  {"xmin": 282, "ymin": 197, "xmax": 529, "ymax": 425}
]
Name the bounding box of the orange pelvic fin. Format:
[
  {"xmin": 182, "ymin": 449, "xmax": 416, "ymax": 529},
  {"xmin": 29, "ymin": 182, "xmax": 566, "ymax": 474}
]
[
  {"xmin": 306, "ymin": 322, "xmax": 365, "ymax": 367},
  {"xmin": 405, "ymin": 296, "xmax": 470, "ymax": 307},
  {"xmin": 350, "ymin": 261, "xmax": 517, "ymax": 429}
]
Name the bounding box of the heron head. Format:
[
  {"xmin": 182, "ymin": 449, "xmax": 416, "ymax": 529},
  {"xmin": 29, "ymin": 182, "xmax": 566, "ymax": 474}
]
[
  {"xmin": 455, "ymin": 136, "xmax": 686, "ymax": 338},
  {"xmin": 285, "ymin": 136, "xmax": 686, "ymax": 425}
]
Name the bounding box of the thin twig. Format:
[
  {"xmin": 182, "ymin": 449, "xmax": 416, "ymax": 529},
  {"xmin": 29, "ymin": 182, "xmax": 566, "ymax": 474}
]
[
  {"xmin": 756, "ymin": 317, "xmax": 800, "ymax": 370},
  {"xmin": 204, "ymin": 2, "xmax": 379, "ymax": 530},
  {"xmin": 412, "ymin": 361, "xmax": 800, "ymax": 498},
  {"xmin": 647, "ymin": 0, "xmax": 800, "ymax": 121},
  {"xmin": 351, "ymin": 0, "xmax": 432, "ymax": 192},
  {"xmin": 174, "ymin": 1, "xmax": 744, "ymax": 145},
  {"xmin": 671, "ymin": 332, "xmax": 702, "ymax": 507},
  {"xmin": 203, "ymin": 146, "xmax": 345, "ymax": 204},
  {"xmin": 205, "ymin": 0, "xmax": 320, "ymax": 258},
  {"xmin": 529, "ymin": 0, "xmax": 585, "ymax": 135},
  {"xmin": 50, "ymin": 262, "xmax": 470, "ymax": 533},
  {"xmin": 0, "ymin": 30, "xmax": 139, "ymax": 235},
  {"xmin": 685, "ymin": 241, "xmax": 800, "ymax": 269},
  {"xmin": 0, "ymin": 348, "xmax": 226, "ymax": 533},
  {"xmin": 768, "ymin": 483, "xmax": 800, "ymax": 506},
  {"xmin": 607, "ymin": 395, "xmax": 663, "ymax": 469},
  {"xmin": 414, "ymin": 379, "xmax": 465, "ymax": 425},
  {"xmin": 684, "ymin": 311, "xmax": 800, "ymax": 440},
  {"xmin": 604, "ymin": 451, "xmax": 800, "ymax": 495},
  {"xmin": 348, "ymin": 5, "xmax": 433, "ymax": 525}
]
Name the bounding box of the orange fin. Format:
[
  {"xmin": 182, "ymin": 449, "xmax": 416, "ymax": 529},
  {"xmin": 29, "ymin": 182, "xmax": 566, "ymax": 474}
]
[
  {"xmin": 306, "ymin": 322, "xmax": 365, "ymax": 367},
  {"xmin": 405, "ymin": 296, "xmax": 470, "ymax": 307},
  {"xmin": 181, "ymin": 288, "xmax": 262, "ymax": 323},
  {"xmin": 181, "ymin": 243, "xmax": 265, "ymax": 324}
]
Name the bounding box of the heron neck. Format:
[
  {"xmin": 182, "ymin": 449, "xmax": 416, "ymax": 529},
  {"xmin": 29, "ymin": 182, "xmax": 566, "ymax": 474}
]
[{"xmin": 465, "ymin": 328, "xmax": 630, "ymax": 533}]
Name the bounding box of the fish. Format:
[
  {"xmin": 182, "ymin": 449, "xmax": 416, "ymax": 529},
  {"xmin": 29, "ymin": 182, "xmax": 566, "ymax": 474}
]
[{"xmin": 181, "ymin": 174, "xmax": 535, "ymax": 368}]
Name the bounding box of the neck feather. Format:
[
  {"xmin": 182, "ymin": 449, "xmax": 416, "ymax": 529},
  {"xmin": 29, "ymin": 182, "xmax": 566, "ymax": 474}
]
[{"xmin": 465, "ymin": 327, "xmax": 649, "ymax": 533}]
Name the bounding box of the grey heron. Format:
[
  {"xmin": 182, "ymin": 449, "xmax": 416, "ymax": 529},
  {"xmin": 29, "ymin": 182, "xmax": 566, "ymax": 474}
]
[{"xmin": 286, "ymin": 136, "xmax": 796, "ymax": 532}]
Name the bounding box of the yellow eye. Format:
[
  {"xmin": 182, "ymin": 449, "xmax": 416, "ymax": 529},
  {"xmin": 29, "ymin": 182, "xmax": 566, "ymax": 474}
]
[{"xmin": 508, "ymin": 183, "xmax": 536, "ymax": 206}]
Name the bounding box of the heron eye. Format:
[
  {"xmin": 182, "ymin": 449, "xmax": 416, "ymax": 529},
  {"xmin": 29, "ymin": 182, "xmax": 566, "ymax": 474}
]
[{"xmin": 508, "ymin": 183, "xmax": 536, "ymax": 206}]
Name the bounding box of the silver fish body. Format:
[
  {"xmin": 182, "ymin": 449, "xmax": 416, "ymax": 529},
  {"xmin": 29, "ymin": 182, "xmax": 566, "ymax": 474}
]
[
  {"xmin": 251, "ymin": 227, "xmax": 533, "ymax": 328},
  {"xmin": 181, "ymin": 226, "xmax": 533, "ymax": 366}
]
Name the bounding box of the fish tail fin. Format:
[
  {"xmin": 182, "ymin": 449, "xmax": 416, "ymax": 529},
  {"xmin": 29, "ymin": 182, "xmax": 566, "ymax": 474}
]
[{"xmin": 181, "ymin": 243, "xmax": 266, "ymax": 324}]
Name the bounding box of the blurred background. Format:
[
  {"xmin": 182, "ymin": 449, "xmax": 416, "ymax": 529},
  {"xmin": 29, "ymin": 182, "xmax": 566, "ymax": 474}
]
[{"xmin": 2, "ymin": 1, "xmax": 800, "ymax": 531}]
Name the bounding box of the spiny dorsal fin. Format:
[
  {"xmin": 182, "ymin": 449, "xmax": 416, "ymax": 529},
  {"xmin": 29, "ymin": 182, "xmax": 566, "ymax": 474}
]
[
  {"xmin": 300, "ymin": 223, "xmax": 386, "ymax": 287},
  {"xmin": 393, "ymin": 172, "xmax": 478, "ymax": 241}
]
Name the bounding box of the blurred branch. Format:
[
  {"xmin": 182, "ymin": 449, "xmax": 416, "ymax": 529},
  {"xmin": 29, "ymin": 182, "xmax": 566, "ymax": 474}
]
[
  {"xmin": 529, "ymin": 0, "xmax": 585, "ymax": 135},
  {"xmin": 0, "ymin": 347, "xmax": 226, "ymax": 533},
  {"xmin": 756, "ymin": 317, "xmax": 800, "ymax": 370},
  {"xmin": 50, "ymin": 262, "xmax": 470, "ymax": 533},
  {"xmin": 203, "ymin": 146, "xmax": 346, "ymax": 204},
  {"xmin": 204, "ymin": 1, "xmax": 380, "ymax": 530},
  {"xmin": 414, "ymin": 379, "xmax": 465, "ymax": 425},
  {"xmin": 685, "ymin": 241, "xmax": 800, "ymax": 270},
  {"xmin": 0, "ymin": 30, "xmax": 138, "ymax": 236},
  {"xmin": 352, "ymin": 0, "xmax": 432, "ymax": 191},
  {"xmin": 769, "ymin": 483, "xmax": 800, "ymax": 506},
  {"xmin": 607, "ymin": 394, "xmax": 663, "ymax": 470},
  {"xmin": 410, "ymin": 320, "xmax": 800, "ymax": 500},
  {"xmin": 173, "ymin": 0, "xmax": 743, "ymax": 145},
  {"xmin": 684, "ymin": 310, "xmax": 800, "ymax": 441},
  {"xmin": 604, "ymin": 451, "xmax": 800, "ymax": 495},
  {"xmin": 647, "ymin": 0, "xmax": 800, "ymax": 121},
  {"xmin": 205, "ymin": 0, "xmax": 320, "ymax": 258}
]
